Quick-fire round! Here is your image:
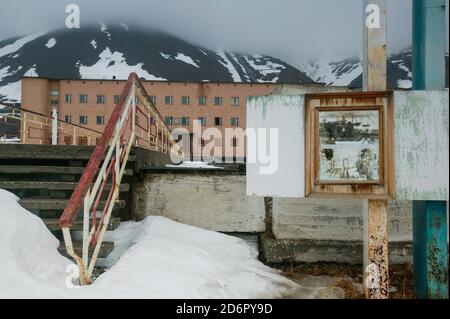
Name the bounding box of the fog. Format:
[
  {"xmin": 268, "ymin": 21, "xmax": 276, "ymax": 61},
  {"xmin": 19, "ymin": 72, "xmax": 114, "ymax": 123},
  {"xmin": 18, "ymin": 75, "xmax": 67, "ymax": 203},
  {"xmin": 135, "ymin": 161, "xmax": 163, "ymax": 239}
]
[{"xmin": 0, "ymin": 0, "xmax": 448, "ymax": 66}]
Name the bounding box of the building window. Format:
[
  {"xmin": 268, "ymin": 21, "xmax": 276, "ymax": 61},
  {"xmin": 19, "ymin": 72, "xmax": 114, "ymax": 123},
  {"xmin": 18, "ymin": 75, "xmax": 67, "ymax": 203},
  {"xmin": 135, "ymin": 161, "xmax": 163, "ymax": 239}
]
[
  {"xmin": 79, "ymin": 94, "xmax": 88, "ymax": 104},
  {"xmin": 96, "ymin": 115, "xmax": 105, "ymax": 125},
  {"xmin": 181, "ymin": 96, "xmax": 190, "ymax": 105},
  {"xmin": 79, "ymin": 115, "xmax": 88, "ymax": 125},
  {"xmin": 197, "ymin": 117, "xmax": 206, "ymax": 126},
  {"xmin": 65, "ymin": 94, "xmax": 72, "ymax": 104},
  {"xmin": 232, "ymin": 137, "xmax": 238, "ymax": 147},
  {"xmin": 181, "ymin": 117, "xmax": 189, "ymax": 126},
  {"xmin": 214, "ymin": 117, "xmax": 222, "ymax": 126},
  {"xmin": 231, "ymin": 97, "xmax": 239, "ymax": 106},
  {"xmin": 149, "ymin": 95, "xmax": 156, "ymax": 105},
  {"xmin": 198, "ymin": 96, "xmax": 207, "ymax": 106},
  {"xmin": 113, "ymin": 95, "xmax": 120, "ymax": 104},
  {"xmin": 165, "ymin": 96, "xmax": 173, "ymax": 105},
  {"xmin": 231, "ymin": 117, "xmax": 239, "ymax": 126},
  {"xmin": 50, "ymin": 100, "xmax": 58, "ymax": 106},
  {"xmin": 97, "ymin": 95, "xmax": 105, "ymax": 104},
  {"xmin": 64, "ymin": 115, "xmax": 72, "ymax": 123},
  {"xmin": 78, "ymin": 136, "xmax": 88, "ymax": 145},
  {"xmin": 214, "ymin": 96, "xmax": 223, "ymax": 106},
  {"xmin": 165, "ymin": 116, "xmax": 173, "ymax": 126},
  {"xmin": 50, "ymin": 90, "xmax": 59, "ymax": 97},
  {"xmin": 64, "ymin": 136, "xmax": 73, "ymax": 145}
]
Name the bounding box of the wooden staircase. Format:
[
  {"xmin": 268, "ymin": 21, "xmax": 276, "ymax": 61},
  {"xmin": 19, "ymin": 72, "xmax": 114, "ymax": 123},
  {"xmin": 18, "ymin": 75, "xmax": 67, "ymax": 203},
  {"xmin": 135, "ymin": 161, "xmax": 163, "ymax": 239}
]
[{"xmin": 0, "ymin": 144, "xmax": 134, "ymax": 264}]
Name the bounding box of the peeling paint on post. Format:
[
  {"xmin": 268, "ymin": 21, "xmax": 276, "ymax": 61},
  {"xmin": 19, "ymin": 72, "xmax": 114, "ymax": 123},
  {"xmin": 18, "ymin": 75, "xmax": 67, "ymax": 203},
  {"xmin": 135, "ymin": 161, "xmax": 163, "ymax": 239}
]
[
  {"xmin": 412, "ymin": 0, "xmax": 448, "ymax": 299},
  {"xmin": 363, "ymin": 199, "xmax": 389, "ymax": 298},
  {"xmin": 362, "ymin": 0, "xmax": 389, "ymax": 299}
]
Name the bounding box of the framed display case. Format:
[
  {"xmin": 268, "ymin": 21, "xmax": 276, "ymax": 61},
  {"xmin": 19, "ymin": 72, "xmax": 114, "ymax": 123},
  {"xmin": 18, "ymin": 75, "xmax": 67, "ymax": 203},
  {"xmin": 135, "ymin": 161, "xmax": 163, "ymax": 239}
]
[{"xmin": 305, "ymin": 92, "xmax": 395, "ymax": 199}]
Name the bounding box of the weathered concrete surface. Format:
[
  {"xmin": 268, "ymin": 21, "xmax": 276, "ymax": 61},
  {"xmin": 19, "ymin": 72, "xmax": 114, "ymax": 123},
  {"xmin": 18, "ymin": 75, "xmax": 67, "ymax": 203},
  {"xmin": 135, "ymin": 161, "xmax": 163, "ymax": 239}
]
[
  {"xmin": 394, "ymin": 90, "xmax": 449, "ymax": 200},
  {"xmin": 272, "ymin": 197, "xmax": 412, "ymax": 242},
  {"xmin": 134, "ymin": 173, "xmax": 265, "ymax": 232},
  {"xmin": 260, "ymin": 234, "xmax": 412, "ymax": 265}
]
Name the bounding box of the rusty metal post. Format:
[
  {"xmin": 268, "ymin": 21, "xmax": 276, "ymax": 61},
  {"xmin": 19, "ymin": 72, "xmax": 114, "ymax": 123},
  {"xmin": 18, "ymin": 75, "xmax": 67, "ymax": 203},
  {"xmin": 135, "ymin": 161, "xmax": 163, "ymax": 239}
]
[{"xmin": 362, "ymin": 0, "xmax": 389, "ymax": 299}]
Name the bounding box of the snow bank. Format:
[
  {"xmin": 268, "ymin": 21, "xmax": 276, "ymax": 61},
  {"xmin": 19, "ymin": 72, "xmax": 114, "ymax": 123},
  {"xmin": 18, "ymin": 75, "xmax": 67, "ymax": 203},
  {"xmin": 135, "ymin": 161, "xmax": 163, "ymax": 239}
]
[{"xmin": 0, "ymin": 189, "xmax": 299, "ymax": 298}]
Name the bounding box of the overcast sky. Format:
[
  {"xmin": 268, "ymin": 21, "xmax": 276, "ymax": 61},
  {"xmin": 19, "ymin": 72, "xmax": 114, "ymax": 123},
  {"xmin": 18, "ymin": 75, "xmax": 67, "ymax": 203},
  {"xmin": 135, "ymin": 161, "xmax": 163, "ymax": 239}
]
[{"xmin": 0, "ymin": 0, "xmax": 448, "ymax": 66}]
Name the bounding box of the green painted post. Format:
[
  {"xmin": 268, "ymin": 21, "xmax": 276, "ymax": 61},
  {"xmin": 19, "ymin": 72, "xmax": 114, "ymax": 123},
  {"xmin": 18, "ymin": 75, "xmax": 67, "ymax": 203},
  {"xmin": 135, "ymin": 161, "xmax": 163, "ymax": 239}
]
[
  {"xmin": 413, "ymin": 202, "xmax": 448, "ymax": 298},
  {"xmin": 412, "ymin": 0, "xmax": 448, "ymax": 299}
]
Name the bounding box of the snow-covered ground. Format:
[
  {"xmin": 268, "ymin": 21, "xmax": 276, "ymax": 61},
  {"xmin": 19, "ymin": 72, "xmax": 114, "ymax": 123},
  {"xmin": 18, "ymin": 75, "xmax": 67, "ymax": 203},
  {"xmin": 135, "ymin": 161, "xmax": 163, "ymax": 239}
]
[{"xmin": 0, "ymin": 189, "xmax": 300, "ymax": 298}]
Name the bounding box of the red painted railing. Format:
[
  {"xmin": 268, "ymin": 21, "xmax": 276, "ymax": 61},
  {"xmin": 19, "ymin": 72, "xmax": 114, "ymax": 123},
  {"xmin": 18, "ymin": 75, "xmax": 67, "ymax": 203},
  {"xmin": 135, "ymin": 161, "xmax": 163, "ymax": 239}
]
[{"xmin": 58, "ymin": 73, "xmax": 177, "ymax": 284}]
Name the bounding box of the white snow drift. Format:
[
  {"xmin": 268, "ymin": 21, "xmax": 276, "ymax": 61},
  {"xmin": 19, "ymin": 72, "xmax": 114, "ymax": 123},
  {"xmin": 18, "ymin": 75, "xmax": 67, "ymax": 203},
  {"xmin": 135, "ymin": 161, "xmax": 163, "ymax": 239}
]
[{"xmin": 0, "ymin": 189, "xmax": 300, "ymax": 298}]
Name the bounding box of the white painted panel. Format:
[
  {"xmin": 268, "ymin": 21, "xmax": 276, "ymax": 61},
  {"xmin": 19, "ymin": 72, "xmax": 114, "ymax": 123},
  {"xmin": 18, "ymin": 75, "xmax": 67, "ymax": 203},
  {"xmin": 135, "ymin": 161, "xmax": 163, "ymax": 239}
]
[
  {"xmin": 246, "ymin": 94, "xmax": 305, "ymax": 197},
  {"xmin": 394, "ymin": 90, "xmax": 449, "ymax": 200}
]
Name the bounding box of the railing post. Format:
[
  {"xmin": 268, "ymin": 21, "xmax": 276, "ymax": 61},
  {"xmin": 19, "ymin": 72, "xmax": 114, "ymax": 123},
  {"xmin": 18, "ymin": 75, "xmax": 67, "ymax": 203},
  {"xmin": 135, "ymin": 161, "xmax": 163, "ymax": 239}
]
[
  {"xmin": 132, "ymin": 82, "xmax": 136, "ymax": 144},
  {"xmin": 51, "ymin": 107, "xmax": 58, "ymax": 145},
  {"xmin": 82, "ymin": 189, "xmax": 90, "ymax": 273}
]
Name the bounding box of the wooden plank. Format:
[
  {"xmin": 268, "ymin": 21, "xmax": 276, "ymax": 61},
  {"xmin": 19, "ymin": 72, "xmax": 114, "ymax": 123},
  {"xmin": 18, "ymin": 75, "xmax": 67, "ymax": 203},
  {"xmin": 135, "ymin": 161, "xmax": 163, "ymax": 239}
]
[
  {"xmin": 19, "ymin": 198, "xmax": 126, "ymax": 210},
  {"xmin": 363, "ymin": 0, "xmax": 387, "ymax": 91},
  {"xmin": 363, "ymin": 199, "xmax": 389, "ymax": 298},
  {"xmin": 0, "ymin": 181, "xmax": 129, "ymax": 192},
  {"xmin": 44, "ymin": 217, "xmax": 121, "ymax": 232},
  {"xmin": 361, "ymin": 0, "xmax": 389, "ymax": 300},
  {"xmin": 0, "ymin": 165, "xmax": 133, "ymax": 176},
  {"xmin": 58, "ymin": 241, "xmax": 114, "ymax": 259}
]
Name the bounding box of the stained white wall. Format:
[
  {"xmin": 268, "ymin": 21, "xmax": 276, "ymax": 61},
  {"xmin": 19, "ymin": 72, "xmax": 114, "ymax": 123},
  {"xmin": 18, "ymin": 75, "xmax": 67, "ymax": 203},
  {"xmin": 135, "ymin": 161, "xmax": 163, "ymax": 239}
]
[
  {"xmin": 394, "ymin": 90, "xmax": 449, "ymax": 200},
  {"xmin": 246, "ymin": 94, "xmax": 305, "ymax": 197}
]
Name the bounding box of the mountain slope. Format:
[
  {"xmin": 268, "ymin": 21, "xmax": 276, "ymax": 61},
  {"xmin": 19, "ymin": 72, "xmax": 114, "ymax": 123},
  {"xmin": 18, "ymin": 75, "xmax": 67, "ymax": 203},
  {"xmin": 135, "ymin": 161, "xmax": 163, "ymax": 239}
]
[
  {"xmin": 299, "ymin": 48, "xmax": 448, "ymax": 90},
  {"xmin": 0, "ymin": 23, "xmax": 313, "ymax": 102}
]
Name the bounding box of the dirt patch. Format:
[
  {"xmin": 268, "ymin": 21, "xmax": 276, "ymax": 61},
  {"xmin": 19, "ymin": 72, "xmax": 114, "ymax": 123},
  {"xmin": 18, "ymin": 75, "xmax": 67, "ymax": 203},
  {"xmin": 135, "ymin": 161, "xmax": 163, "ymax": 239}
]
[{"xmin": 271, "ymin": 262, "xmax": 414, "ymax": 299}]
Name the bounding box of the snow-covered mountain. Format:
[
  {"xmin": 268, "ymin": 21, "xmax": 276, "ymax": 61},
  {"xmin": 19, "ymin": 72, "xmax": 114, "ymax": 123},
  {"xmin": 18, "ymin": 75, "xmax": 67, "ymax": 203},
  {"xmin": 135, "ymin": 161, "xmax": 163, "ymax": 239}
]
[
  {"xmin": 299, "ymin": 48, "xmax": 448, "ymax": 89},
  {"xmin": 0, "ymin": 23, "xmax": 448, "ymax": 103},
  {"xmin": 0, "ymin": 23, "xmax": 313, "ymax": 103}
]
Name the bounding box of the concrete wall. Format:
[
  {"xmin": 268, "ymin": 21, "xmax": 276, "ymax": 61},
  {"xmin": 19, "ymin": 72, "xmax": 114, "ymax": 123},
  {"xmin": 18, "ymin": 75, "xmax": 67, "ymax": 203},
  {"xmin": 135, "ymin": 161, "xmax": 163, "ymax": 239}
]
[
  {"xmin": 134, "ymin": 172, "xmax": 265, "ymax": 232},
  {"xmin": 134, "ymin": 171, "xmax": 413, "ymax": 264},
  {"xmin": 272, "ymin": 197, "xmax": 412, "ymax": 242}
]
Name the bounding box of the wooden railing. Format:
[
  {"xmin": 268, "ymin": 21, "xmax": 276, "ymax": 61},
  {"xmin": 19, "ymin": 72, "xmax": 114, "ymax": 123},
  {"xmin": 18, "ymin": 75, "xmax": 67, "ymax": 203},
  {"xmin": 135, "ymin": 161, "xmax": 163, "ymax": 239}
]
[{"xmin": 57, "ymin": 73, "xmax": 179, "ymax": 285}]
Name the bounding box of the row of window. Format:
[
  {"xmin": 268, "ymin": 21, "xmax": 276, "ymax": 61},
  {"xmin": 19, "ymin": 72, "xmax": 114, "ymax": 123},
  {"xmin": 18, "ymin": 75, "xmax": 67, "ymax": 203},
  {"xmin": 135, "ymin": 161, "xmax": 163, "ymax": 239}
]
[
  {"xmin": 64, "ymin": 115, "xmax": 104, "ymax": 125},
  {"xmin": 63, "ymin": 94, "xmax": 240, "ymax": 106},
  {"xmin": 164, "ymin": 116, "xmax": 239, "ymax": 127},
  {"xmin": 65, "ymin": 114, "xmax": 239, "ymax": 127}
]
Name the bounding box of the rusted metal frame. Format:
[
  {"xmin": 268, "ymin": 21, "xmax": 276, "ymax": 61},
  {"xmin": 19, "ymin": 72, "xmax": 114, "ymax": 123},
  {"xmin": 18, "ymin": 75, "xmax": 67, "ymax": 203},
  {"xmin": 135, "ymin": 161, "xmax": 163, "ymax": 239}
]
[
  {"xmin": 59, "ymin": 74, "xmax": 135, "ymax": 228},
  {"xmin": 62, "ymin": 227, "xmax": 89, "ymax": 285},
  {"xmin": 90, "ymin": 157, "xmax": 117, "ymax": 231},
  {"xmin": 87, "ymin": 115, "xmax": 136, "ymax": 278}
]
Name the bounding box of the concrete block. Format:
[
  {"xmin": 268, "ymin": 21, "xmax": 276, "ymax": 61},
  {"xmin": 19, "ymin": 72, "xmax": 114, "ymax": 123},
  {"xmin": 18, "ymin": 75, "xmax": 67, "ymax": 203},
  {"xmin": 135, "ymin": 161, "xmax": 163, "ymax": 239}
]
[
  {"xmin": 134, "ymin": 173, "xmax": 265, "ymax": 232},
  {"xmin": 272, "ymin": 197, "xmax": 412, "ymax": 242}
]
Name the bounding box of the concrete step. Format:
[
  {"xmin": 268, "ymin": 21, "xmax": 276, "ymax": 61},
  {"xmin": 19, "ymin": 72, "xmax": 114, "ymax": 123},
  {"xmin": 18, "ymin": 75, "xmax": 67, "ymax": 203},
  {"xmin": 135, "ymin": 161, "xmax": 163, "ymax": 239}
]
[
  {"xmin": 19, "ymin": 198, "xmax": 126, "ymax": 210},
  {"xmin": 58, "ymin": 241, "xmax": 114, "ymax": 259},
  {"xmin": 0, "ymin": 165, "xmax": 134, "ymax": 176},
  {"xmin": 0, "ymin": 181, "xmax": 129, "ymax": 192},
  {"xmin": 44, "ymin": 217, "xmax": 121, "ymax": 232},
  {"xmin": 0, "ymin": 144, "xmax": 137, "ymax": 161}
]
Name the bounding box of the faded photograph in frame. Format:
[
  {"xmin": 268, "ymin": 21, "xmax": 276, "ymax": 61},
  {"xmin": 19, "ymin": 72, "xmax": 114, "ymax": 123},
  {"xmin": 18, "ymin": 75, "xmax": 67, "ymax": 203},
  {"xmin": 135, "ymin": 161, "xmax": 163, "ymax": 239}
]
[{"xmin": 315, "ymin": 107, "xmax": 383, "ymax": 184}]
